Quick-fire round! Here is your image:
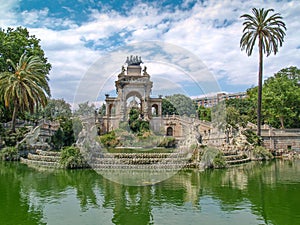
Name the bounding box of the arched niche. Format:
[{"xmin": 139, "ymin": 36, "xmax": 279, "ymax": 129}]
[
  {"xmin": 151, "ymin": 104, "xmax": 159, "ymax": 117},
  {"xmin": 166, "ymin": 127, "xmax": 173, "ymax": 136}
]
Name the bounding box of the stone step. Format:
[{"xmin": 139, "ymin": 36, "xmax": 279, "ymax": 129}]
[
  {"xmin": 98, "ymin": 152, "xmax": 186, "ymax": 159},
  {"xmin": 224, "ymin": 154, "xmax": 247, "ymax": 161},
  {"xmin": 222, "ymin": 151, "xmax": 238, "ymax": 156},
  {"xmin": 36, "ymin": 150, "xmax": 60, "ymax": 156},
  {"xmin": 27, "ymin": 153, "xmax": 60, "ymax": 162},
  {"xmin": 91, "ymin": 162, "xmax": 188, "ymax": 170},
  {"xmin": 226, "ymin": 157, "xmax": 251, "ymax": 165},
  {"xmin": 90, "ymin": 157, "xmax": 189, "ymax": 165},
  {"xmin": 20, "ymin": 157, "xmax": 60, "ymax": 168}
]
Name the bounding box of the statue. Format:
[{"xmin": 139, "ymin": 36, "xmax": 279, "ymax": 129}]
[
  {"xmin": 125, "ymin": 55, "xmax": 143, "ymax": 66},
  {"xmin": 143, "ymin": 66, "xmax": 147, "ymax": 75},
  {"xmin": 118, "ymin": 65, "xmax": 126, "ymax": 78}
]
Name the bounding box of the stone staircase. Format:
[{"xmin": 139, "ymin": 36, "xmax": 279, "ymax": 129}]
[
  {"xmin": 20, "ymin": 149, "xmax": 251, "ymax": 169},
  {"xmin": 21, "ymin": 150, "xmax": 61, "ymax": 168},
  {"xmin": 21, "ymin": 150, "xmax": 191, "ymax": 169},
  {"xmin": 87, "ymin": 152, "xmax": 191, "ymax": 170},
  {"xmin": 223, "ymin": 151, "xmax": 251, "ymax": 166}
]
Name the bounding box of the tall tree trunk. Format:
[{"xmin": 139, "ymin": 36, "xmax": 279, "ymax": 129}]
[
  {"xmin": 11, "ymin": 99, "xmax": 18, "ymax": 132},
  {"xmin": 257, "ymin": 37, "xmax": 263, "ymax": 137}
]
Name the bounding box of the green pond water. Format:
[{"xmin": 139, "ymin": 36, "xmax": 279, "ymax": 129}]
[{"xmin": 1, "ymin": 160, "xmax": 300, "ymax": 225}]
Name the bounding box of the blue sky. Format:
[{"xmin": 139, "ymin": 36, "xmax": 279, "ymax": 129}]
[{"xmin": 1, "ymin": 0, "xmax": 300, "ymax": 106}]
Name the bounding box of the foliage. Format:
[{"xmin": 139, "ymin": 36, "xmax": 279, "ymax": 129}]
[
  {"xmin": 128, "ymin": 108, "xmax": 150, "ymax": 134},
  {"xmin": 0, "ymin": 100, "xmax": 12, "ymax": 122},
  {"xmin": 226, "ymin": 106, "xmax": 241, "ymax": 129},
  {"xmin": 158, "ymin": 137, "xmax": 176, "ymax": 148},
  {"xmin": 51, "ymin": 117, "xmax": 75, "ymax": 149},
  {"xmin": 59, "ymin": 146, "xmax": 86, "ymax": 169},
  {"xmin": 1, "ymin": 127, "xmax": 30, "ymax": 147},
  {"xmin": 240, "ymin": 8, "xmax": 286, "ymax": 57},
  {"xmin": 242, "ymin": 129, "xmax": 262, "ymax": 146},
  {"xmin": 0, "ymin": 27, "xmax": 51, "ymax": 74},
  {"xmin": 99, "ymin": 131, "xmax": 119, "ymax": 148},
  {"xmin": 240, "ymin": 8, "xmax": 286, "ymax": 136},
  {"xmin": 0, "ymin": 53, "xmax": 51, "ymax": 131},
  {"xmin": 200, "ymin": 146, "xmax": 226, "ymax": 169},
  {"xmin": 163, "ymin": 94, "xmax": 196, "ymax": 116},
  {"xmin": 0, "ymin": 146, "xmax": 19, "ymax": 161},
  {"xmin": 98, "ymin": 103, "xmax": 106, "ymax": 115},
  {"xmin": 225, "ymin": 98, "xmax": 256, "ymax": 126},
  {"xmin": 51, "ymin": 128, "xmax": 64, "ymax": 150},
  {"xmin": 43, "ymin": 98, "xmax": 72, "ymax": 120},
  {"xmin": 213, "ymin": 152, "xmax": 227, "ymax": 168},
  {"xmin": 73, "ymin": 101, "xmax": 96, "ymax": 117},
  {"xmin": 197, "ymin": 106, "xmax": 211, "ymax": 121},
  {"xmin": 262, "ymin": 66, "xmax": 300, "ymax": 128},
  {"xmin": 252, "ymin": 146, "xmax": 273, "ymax": 160},
  {"xmin": 162, "ymin": 98, "xmax": 178, "ymax": 116}
]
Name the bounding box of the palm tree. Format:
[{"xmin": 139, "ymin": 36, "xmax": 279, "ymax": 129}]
[
  {"xmin": 0, "ymin": 53, "xmax": 51, "ymax": 131},
  {"xmin": 240, "ymin": 8, "xmax": 286, "ymax": 136}
]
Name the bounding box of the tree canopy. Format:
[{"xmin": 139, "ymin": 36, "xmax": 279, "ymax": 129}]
[
  {"xmin": 162, "ymin": 94, "xmax": 196, "ymax": 116},
  {"xmin": 0, "ymin": 27, "xmax": 51, "ymax": 74},
  {"xmin": 226, "ymin": 66, "xmax": 300, "ymax": 129},
  {"xmin": 43, "ymin": 98, "xmax": 72, "ymax": 120},
  {"xmin": 262, "ymin": 66, "xmax": 300, "ymax": 128},
  {"xmin": 73, "ymin": 101, "xmax": 96, "ymax": 117}
]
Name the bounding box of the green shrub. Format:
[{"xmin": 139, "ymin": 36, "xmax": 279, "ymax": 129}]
[
  {"xmin": 200, "ymin": 146, "xmax": 226, "ymax": 169},
  {"xmin": 213, "ymin": 152, "xmax": 226, "ymax": 168},
  {"xmin": 252, "ymin": 146, "xmax": 273, "ymax": 160},
  {"xmin": 158, "ymin": 137, "xmax": 176, "ymax": 148},
  {"xmin": 242, "ymin": 129, "xmax": 262, "ymax": 146},
  {"xmin": 99, "ymin": 131, "xmax": 119, "ymax": 148},
  {"xmin": 2, "ymin": 127, "xmax": 29, "ymax": 147},
  {"xmin": 0, "ymin": 146, "xmax": 19, "ymax": 161},
  {"xmin": 60, "ymin": 146, "xmax": 87, "ymax": 169}
]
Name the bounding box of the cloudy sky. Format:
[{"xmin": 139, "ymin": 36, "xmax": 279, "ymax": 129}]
[{"xmin": 1, "ymin": 0, "xmax": 299, "ymax": 105}]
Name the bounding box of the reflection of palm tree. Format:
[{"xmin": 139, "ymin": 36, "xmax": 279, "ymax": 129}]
[
  {"xmin": 240, "ymin": 8, "xmax": 286, "ymax": 136},
  {"xmin": 0, "ymin": 53, "xmax": 50, "ymax": 131}
]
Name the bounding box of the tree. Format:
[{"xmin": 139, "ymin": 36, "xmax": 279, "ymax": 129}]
[
  {"xmin": 128, "ymin": 108, "xmax": 150, "ymax": 134},
  {"xmin": 43, "ymin": 98, "xmax": 72, "ymax": 120},
  {"xmin": 73, "ymin": 101, "xmax": 96, "ymax": 117},
  {"xmin": 51, "ymin": 117, "xmax": 75, "ymax": 149},
  {"xmin": 162, "ymin": 98, "xmax": 177, "ymax": 116},
  {"xmin": 240, "ymin": 8, "xmax": 286, "ymax": 136},
  {"xmin": 0, "ymin": 27, "xmax": 51, "ymax": 74},
  {"xmin": 197, "ymin": 106, "xmax": 211, "ymax": 121},
  {"xmin": 262, "ymin": 66, "xmax": 300, "ymax": 128},
  {"xmin": 0, "ymin": 99, "xmax": 12, "ymax": 123},
  {"xmin": 225, "ymin": 97, "xmax": 256, "ymax": 126},
  {"xmin": 162, "ymin": 94, "xmax": 196, "ymax": 116},
  {"xmin": 0, "ymin": 53, "xmax": 51, "ymax": 131}
]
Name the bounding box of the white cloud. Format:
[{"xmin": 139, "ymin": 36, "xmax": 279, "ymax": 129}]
[{"xmin": 0, "ymin": 0, "xmax": 19, "ymax": 27}]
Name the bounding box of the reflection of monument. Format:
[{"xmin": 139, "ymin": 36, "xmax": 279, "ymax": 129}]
[{"xmin": 97, "ymin": 56, "xmax": 212, "ymax": 138}]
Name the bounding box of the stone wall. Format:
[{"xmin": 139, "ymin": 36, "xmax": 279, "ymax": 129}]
[{"xmin": 261, "ymin": 129, "xmax": 300, "ymax": 151}]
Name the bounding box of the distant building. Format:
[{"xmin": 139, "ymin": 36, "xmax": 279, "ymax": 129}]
[{"xmin": 194, "ymin": 92, "xmax": 247, "ymax": 108}]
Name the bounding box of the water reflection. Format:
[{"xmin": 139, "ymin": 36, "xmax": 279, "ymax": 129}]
[{"xmin": 1, "ymin": 160, "xmax": 300, "ymax": 225}]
